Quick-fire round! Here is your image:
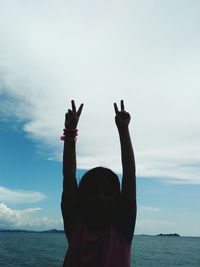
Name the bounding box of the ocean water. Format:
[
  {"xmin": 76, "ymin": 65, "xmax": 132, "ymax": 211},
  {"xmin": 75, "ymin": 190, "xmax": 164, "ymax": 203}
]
[{"xmin": 0, "ymin": 233, "xmax": 200, "ymax": 267}]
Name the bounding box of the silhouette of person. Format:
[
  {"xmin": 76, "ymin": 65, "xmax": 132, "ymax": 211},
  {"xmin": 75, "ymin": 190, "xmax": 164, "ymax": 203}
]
[{"xmin": 61, "ymin": 100, "xmax": 136, "ymax": 267}]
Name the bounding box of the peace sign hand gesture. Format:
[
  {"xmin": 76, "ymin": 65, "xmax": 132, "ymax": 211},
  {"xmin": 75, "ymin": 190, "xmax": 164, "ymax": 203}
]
[
  {"xmin": 114, "ymin": 100, "xmax": 131, "ymax": 130},
  {"xmin": 65, "ymin": 100, "xmax": 84, "ymax": 129}
]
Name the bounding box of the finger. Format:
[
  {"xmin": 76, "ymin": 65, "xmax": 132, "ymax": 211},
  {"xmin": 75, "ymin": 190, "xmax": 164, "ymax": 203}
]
[
  {"xmin": 71, "ymin": 100, "xmax": 76, "ymax": 113},
  {"xmin": 121, "ymin": 100, "xmax": 125, "ymax": 111},
  {"xmin": 77, "ymin": 103, "xmax": 84, "ymax": 116},
  {"xmin": 114, "ymin": 103, "xmax": 119, "ymax": 114},
  {"xmin": 68, "ymin": 109, "xmax": 73, "ymax": 115}
]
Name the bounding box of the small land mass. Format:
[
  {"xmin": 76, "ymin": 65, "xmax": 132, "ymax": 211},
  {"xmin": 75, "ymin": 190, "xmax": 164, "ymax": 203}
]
[
  {"xmin": 0, "ymin": 229, "xmax": 64, "ymax": 233},
  {"xmin": 0, "ymin": 230, "xmax": 181, "ymax": 236},
  {"xmin": 156, "ymin": 233, "xmax": 180, "ymax": 237}
]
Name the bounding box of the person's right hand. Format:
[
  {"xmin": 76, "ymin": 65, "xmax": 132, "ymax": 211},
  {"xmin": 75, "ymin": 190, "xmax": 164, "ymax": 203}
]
[
  {"xmin": 114, "ymin": 100, "xmax": 131, "ymax": 130},
  {"xmin": 65, "ymin": 100, "xmax": 84, "ymax": 129}
]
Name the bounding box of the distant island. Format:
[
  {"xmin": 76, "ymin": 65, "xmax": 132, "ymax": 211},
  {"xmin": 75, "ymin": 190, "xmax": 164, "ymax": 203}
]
[
  {"xmin": 0, "ymin": 229, "xmax": 64, "ymax": 233},
  {"xmin": 0, "ymin": 229, "xmax": 181, "ymax": 237},
  {"xmin": 156, "ymin": 233, "xmax": 180, "ymax": 237}
]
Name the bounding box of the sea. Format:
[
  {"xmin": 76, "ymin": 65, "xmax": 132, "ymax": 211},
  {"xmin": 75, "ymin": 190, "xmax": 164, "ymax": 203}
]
[{"xmin": 0, "ymin": 233, "xmax": 200, "ymax": 267}]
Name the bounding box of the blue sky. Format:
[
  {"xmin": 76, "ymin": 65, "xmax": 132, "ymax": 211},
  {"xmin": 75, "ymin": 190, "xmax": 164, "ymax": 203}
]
[{"xmin": 0, "ymin": 0, "xmax": 200, "ymax": 236}]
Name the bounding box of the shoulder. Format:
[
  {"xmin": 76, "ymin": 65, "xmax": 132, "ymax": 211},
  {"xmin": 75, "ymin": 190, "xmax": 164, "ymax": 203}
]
[{"xmin": 115, "ymin": 193, "xmax": 137, "ymax": 218}]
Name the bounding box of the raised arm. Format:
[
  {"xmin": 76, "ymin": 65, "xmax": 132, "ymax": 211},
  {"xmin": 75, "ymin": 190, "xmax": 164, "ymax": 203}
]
[
  {"xmin": 63, "ymin": 100, "xmax": 83, "ymax": 191},
  {"xmin": 62, "ymin": 100, "xmax": 83, "ymax": 195},
  {"xmin": 61, "ymin": 100, "xmax": 83, "ymax": 239},
  {"xmin": 114, "ymin": 100, "xmax": 136, "ymax": 206}
]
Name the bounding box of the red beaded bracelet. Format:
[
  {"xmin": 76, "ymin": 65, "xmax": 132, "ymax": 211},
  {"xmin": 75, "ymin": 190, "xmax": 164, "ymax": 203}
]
[
  {"xmin": 60, "ymin": 136, "xmax": 77, "ymax": 142},
  {"xmin": 63, "ymin": 128, "xmax": 78, "ymax": 135},
  {"xmin": 60, "ymin": 128, "xmax": 78, "ymax": 141}
]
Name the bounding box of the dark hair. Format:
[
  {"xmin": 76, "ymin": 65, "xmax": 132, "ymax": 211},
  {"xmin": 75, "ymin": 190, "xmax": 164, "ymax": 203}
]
[
  {"xmin": 79, "ymin": 167, "xmax": 120, "ymax": 197},
  {"xmin": 78, "ymin": 167, "xmax": 120, "ymax": 226}
]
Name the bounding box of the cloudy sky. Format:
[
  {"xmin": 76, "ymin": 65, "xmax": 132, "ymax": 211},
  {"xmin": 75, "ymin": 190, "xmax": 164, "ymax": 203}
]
[{"xmin": 0, "ymin": 0, "xmax": 200, "ymax": 236}]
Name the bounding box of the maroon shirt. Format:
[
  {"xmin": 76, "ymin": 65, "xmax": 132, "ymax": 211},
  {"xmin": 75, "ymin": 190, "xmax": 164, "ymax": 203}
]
[{"xmin": 61, "ymin": 193, "xmax": 136, "ymax": 267}]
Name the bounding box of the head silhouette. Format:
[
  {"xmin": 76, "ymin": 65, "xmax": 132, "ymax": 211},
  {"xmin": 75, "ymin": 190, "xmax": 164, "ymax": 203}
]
[{"xmin": 79, "ymin": 167, "xmax": 120, "ymax": 229}]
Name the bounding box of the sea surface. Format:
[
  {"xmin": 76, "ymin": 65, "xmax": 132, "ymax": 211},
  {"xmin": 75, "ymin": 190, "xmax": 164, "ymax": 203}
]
[{"xmin": 0, "ymin": 233, "xmax": 200, "ymax": 267}]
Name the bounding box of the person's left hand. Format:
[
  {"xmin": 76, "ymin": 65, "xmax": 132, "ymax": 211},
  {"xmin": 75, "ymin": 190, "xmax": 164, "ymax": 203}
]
[{"xmin": 114, "ymin": 100, "xmax": 131, "ymax": 130}]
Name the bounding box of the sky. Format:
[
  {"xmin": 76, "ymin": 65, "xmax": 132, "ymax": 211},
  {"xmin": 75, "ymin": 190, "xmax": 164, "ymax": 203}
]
[{"xmin": 0, "ymin": 0, "xmax": 200, "ymax": 236}]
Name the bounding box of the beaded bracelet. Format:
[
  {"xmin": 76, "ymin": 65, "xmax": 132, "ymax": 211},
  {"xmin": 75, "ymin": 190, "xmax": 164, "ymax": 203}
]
[{"xmin": 60, "ymin": 128, "xmax": 78, "ymax": 142}]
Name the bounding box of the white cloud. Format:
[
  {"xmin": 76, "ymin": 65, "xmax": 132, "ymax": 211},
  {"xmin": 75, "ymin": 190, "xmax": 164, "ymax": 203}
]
[
  {"xmin": 139, "ymin": 206, "xmax": 161, "ymax": 213},
  {"xmin": 0, "ymin": 0, "xmax": 200, "ymax": 184},
  {"xmin": 0, "ymin": 202, "xmax": 39, "ymax": 227},
  {"xmin": 0, "ymin": 203, "xmax": 62, "ymax": 230},
  {"xmin": 0, "ymin": 186, "xmax": 46, "ymax": 204}
]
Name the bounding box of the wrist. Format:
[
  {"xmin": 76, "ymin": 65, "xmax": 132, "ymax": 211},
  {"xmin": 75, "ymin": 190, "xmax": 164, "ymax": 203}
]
[
  {"xmin": 63, "ymin": 136, "xmax": 77, "ymax": 142},
  {"xmin": 118, "ymin": 127, "xmax": 130, "ymax": 140},
  {"xmin": 117, "ymin": 125, "xmax": 129, "ymax": 134},
  {"xmin": 60, "ymin": 128, "xmax": 78, "ymax": 142}
]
